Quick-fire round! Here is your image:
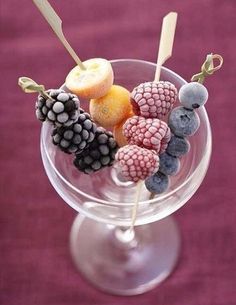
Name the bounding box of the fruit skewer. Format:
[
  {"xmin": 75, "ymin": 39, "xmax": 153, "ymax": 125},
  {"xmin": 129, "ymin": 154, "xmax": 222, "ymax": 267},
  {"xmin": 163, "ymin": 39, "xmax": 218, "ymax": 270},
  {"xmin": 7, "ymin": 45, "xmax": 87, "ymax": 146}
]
[
  {"xmin": 33, "ymin": 0, "xmax": 114, "ymax": 100},
  {"xmin": 121, "ymin": 12, "xmax": 178, "ymax": 230},
  {"xmin": 33, "ymin": 0, "xmax": 85, "ymax": 70},
  {"xmin": 146, "ymin": 53, "xmax": 223, "ymax": 198}
]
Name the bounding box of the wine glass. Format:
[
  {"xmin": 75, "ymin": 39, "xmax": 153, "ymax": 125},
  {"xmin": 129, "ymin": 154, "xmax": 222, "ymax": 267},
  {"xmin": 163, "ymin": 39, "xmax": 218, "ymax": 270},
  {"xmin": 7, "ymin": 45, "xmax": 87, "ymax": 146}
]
[{"xmin": 40, "ymin": 59, "xmax": 212, "ymax": 295}]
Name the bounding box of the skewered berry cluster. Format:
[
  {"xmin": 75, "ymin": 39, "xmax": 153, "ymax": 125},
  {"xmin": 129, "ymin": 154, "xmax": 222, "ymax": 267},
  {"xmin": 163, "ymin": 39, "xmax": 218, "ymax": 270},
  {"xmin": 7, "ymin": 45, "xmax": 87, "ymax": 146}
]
[
  {"xmin": 115, "ymin": 81, "xmax": 177, "ymax": 183},
  {"xmin": 30, "ymin": 80, "xmax": 118, "ymax": 174},
  {"xmin": 145, "ymin": 82, "xmax": 208, "ymax": 194},
  {"xmin": 115, "ymin": 76, "xmax": 210, "ymax": 196},
  {"xmin": 19, "ymin": 52, "xmax": 216, "ymax": 189},
  {"xmin": 50, "ymin": 105, "xmax": 118, "ymax": 173},
  {"xmin": 18, "ymin": 76, "xmax": 119, "ymax": 175}
]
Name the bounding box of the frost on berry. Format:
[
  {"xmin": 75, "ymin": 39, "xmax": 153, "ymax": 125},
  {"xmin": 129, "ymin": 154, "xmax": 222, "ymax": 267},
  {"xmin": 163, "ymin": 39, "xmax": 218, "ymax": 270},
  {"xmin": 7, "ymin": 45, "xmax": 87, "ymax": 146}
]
[
  {"xmin": 131, "ymin": 81, "xmax": 178, "ymax": 119},
  {"xmin": 115, "ymin": 145, "xmax": 159, "ymax": 182},
  {"xmin": 123, "ymin": 116, "xmax": 171, "ymax": 153}
]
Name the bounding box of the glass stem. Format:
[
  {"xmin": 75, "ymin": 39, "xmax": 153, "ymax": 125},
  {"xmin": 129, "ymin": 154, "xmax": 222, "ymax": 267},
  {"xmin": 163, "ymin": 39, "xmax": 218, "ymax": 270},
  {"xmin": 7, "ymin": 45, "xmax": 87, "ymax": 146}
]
[{"xmin": 114, "ymin": 226, "xmax": 138, "ymax": 249}]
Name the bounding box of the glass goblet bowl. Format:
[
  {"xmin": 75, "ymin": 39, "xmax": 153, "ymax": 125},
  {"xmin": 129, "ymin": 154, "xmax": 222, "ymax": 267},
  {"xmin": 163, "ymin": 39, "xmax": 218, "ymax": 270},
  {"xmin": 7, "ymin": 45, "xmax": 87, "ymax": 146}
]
[{"xmin": 41, "ymin": 59, "xmax": 212, "ymax": 295}]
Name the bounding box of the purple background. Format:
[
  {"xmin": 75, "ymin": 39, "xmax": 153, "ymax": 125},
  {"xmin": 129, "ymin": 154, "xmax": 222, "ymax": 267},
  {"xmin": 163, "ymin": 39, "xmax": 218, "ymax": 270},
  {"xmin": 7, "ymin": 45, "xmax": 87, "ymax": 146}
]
[{"xmin": 1, "ymin": 0, "xmax": 236, "ymax": 304}]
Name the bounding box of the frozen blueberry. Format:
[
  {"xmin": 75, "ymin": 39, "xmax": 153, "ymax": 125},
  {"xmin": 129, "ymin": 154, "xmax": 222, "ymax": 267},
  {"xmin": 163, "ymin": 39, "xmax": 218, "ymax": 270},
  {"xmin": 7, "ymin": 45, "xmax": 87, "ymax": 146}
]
[
  {"xmin": 179, "ymin": 82, "xmax": 208, "ymax": 109},
  {"xmin": 145, "ymin": 171, "xmax": 169, "ymax": 194},
  {"xmin": 166, "ymin": 135, "xmax": 190, "ymax": 157},
  {"xmin": 168, "ymin": 106, "xmax": 200, "ymax": 137},
  {"xmin": 159, "ymin": 153, "xmax": 180, "ymax": 176}
]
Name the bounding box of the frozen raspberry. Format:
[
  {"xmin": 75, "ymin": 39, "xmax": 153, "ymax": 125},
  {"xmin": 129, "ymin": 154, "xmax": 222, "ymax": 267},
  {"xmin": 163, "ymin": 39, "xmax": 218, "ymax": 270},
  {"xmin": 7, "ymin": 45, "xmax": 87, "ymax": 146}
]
[
  {"xmin": 131, "ymin": 81, "xmax": 178, "ymax": 119},
  {"xmin": 123, "ymin": 116, "xmax": 171, "ymax": 154},
  {"xmin": 115, "ymin": 145, "xmax": 159, "ymax": 182}
]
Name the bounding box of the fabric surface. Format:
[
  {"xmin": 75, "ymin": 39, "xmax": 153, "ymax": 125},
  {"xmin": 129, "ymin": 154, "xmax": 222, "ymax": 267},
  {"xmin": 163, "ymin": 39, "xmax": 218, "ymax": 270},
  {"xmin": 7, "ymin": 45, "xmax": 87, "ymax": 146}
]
[{"xmin": 1, "ymin": 0, "xmax": 235, "ymax": 304}]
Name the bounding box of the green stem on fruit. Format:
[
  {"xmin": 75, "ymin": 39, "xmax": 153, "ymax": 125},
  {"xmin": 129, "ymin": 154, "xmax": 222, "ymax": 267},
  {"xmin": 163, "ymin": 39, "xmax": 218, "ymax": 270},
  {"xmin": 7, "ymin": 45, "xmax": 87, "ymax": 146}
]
[
  {"xmin": 129, "ymin": 180, "xmax": 143, "ymax": 232},
  {"xmin": 191, "ymin": 53, "xmax": 223, "ymax": 84},
  {"xmin": 18, "ymin": 77, "xmax": 52, "ymax": 100}
]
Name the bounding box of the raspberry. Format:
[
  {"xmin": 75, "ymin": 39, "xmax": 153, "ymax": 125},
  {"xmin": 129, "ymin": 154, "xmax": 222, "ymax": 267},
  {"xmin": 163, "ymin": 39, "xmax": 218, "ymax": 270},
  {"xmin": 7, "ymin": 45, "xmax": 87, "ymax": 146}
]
[
  {"xmin": 52, "ymin": 109, "xmax": 97, "ymax": 154},
  {"xmin": 131, "ymin": 81, "xmax": 178, "ymax": 119},
  {"xmin": 115, "ymin": 145, "xmax": 159, "ymax": 182},
  {"xmin": 74, "ymin": 127, "xmax": 118, "ymax": 174},
  {"xmin": 123, "ymin": 116, "xmax": 171, "ymax": 154},
  {"xmin": 35, "ymin": 89, "xmax": 79, "ymax": 127}
]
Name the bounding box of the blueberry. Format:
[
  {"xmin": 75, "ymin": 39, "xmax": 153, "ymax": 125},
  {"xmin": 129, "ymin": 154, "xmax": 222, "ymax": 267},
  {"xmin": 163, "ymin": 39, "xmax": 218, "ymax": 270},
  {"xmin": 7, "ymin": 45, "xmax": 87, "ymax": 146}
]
[
  {"xmin": 159, "ymin": 153, "xmax": 180, "ymax": 176},
  {"xmin": 168, "ymin": 106, "xmax": 200, "ymax": 137},
  {"xmin": 179, "ymin": 82, "xmax": 208, "ymax": 109},
  {"xmin": 145, "ymin": 171, "xmax": 169, "ymax": 194},
  {"xmin": 166, "ymin": 134, "xmax": 190, "ymax": 157}
]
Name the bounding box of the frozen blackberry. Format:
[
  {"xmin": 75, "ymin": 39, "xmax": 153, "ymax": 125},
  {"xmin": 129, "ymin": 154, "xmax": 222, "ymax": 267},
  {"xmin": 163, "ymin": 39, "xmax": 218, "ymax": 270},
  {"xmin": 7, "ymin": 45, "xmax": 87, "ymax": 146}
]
[
  {"xmin": 52, "ymin": 109, "xmax": 97, "ymax": 154},
  {"xmin": 35, "ymin": 89, "xmax": 80, "ymax": 127},
  {"xmin": 74, "ymin": 128, "xmax": 119, "ymax": 174}
]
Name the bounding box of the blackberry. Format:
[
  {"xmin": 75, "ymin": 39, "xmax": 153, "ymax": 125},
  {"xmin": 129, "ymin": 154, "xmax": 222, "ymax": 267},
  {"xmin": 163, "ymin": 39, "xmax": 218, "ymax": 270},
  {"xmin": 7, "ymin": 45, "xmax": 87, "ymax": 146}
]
[
  {"xmin": 35, "ymin": 89, "xmax": 80, "ymax": 127},
  {"xmin": 74, "ymin": 127, "xmax": 119, "ymax": 174},
  {"xmin": 52, "ymin": 109, "xmax": 97, "ymax": 154}
]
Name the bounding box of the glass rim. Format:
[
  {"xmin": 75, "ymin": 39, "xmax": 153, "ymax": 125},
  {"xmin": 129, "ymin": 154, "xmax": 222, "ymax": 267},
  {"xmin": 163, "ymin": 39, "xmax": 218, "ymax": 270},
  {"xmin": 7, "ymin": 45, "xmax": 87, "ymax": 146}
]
[{"xmin": 41, "ymin": 58, "xmax": 212, "ymax": 207}]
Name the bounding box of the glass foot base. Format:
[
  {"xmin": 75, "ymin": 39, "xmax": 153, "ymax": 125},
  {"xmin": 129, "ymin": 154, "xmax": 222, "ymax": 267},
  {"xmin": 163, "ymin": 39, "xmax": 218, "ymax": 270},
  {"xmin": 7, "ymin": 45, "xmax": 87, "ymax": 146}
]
[{"xmin": 70, "ymin": 215, "xmax": 181, "ymax": 295}]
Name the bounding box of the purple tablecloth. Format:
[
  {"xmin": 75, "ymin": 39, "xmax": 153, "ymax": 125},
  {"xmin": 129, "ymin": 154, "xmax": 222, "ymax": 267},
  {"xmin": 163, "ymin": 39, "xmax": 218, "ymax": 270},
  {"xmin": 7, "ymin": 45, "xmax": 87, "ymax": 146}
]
[{"xmin": 1, "ymin": 0, "xmax": 235, "ymax": 304}]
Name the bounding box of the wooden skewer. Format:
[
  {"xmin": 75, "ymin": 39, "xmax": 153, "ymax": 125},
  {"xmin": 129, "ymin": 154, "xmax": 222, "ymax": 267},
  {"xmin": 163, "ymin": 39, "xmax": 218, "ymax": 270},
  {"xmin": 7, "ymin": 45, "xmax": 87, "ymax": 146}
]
[
  {"xmin": 129, "ymin": 180, "xmax": 143, "ymax": 232},
  {"xmin": 150, "ymin": 12, "xmax": 178, "ymax": 200},
  {"xmin": 154, "ymin": 12, "xmax": 178, "ymax": 82},
  {"xmin": 33, "ymin": 0, "xmax": 86, "ymax": 70}
]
